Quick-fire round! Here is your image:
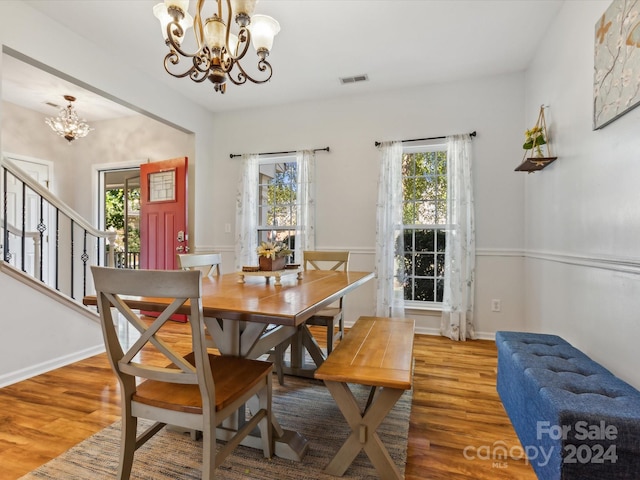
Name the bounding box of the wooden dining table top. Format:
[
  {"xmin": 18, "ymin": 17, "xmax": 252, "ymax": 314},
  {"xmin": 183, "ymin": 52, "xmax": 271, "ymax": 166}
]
[{"xmin": 83, "ymin": 269, "xmax": 374, "ymax": 327}]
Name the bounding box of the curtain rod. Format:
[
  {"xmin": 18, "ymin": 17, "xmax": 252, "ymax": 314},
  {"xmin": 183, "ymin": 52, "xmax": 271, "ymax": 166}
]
[
  {"xmin": 230, "ymin": 147, "xmax": 330, "ymax": 159},
  {"xmin": 374, "ymin": 131, "xmax": 476, "ymax": 147}
]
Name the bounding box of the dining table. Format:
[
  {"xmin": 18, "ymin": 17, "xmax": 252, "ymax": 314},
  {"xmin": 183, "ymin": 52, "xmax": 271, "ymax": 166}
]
[{"xmin": 83, "ymin": 268, "xmax": 374, "ymax": 461}]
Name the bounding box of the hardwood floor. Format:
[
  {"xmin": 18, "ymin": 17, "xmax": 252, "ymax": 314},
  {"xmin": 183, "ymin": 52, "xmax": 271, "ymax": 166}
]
[
  {"xmin": 405, "ymin": 335, "xmax": 536, "ymax": 479},
  {"xmin": 0, "ymin": 325, "xmax": 536, "ymax": 479}
]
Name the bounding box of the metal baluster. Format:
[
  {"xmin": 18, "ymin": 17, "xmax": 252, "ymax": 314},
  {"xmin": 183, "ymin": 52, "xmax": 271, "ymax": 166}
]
[
  {"xmin": 21, "ymin": 182, "xmax": 26, "ymax": 272},
  {"xmin": 97, "ymin": 230, "xmax": 102, "ymax": 267},
  {"xmin": 2, "ymin": 167, "xmax": 9, "ymax": 262},
  {"xmin": 38, "ymin": 196, "xmax": 46, "ymax": 281},
  {"xmin": 2, "ymin": 162, "xmax": 117, "ymax": 298},
  {"xmin": 70, "ymin": 219, "xmax": 75, "ymax": 299},
  {"xmin": 55, "ymin": 209, "xmax": 60, "ymax": 291},
  {"xmin": 82, "ymin": 230, "xmax": 89, "ymax": 298}
]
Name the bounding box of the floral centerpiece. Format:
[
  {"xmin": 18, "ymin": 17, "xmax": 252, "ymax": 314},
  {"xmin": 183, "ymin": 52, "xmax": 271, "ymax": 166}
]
[
  {"xmin": 256, "ymin": 241, "xmax": 292, "ymax": 271},
  {"xmin": 523, "ymin": 125, "xmax": 547, "ymax": 157}
]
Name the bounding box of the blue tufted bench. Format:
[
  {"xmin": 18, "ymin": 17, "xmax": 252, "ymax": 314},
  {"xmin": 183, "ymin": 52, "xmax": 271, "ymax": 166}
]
[{"xmin": 496, "ymin": 331, "xmax": 640, "ymax": 480}]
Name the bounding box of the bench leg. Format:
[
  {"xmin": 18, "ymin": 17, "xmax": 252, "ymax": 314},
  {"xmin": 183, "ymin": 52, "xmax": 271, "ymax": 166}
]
[{"xmin": 323, "ymin": 380, "xmax": 404, "ymax": 480}]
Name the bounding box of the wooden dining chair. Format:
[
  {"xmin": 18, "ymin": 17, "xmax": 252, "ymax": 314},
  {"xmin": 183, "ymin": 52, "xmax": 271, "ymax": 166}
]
[
  {"xmin": 91, "ymin": 266, "xmax": 273, "ymax": 480},
  {"xmin": 177, "ymin": 252, "xmax": 284, "ymax": 384},
  {"xmin": 303, "ymin": 250, "xmax": 350, "ymax": 354},
  {"xmin": 177, "ymin": 252, "xmax": 223, "ymax": 277},
  {"xmin": 177, "ymin": 252, "xmax": 227, "ymax": 348}
]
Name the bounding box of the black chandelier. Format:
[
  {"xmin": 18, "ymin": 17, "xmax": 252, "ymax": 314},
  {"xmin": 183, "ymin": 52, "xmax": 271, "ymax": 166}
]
[{"xmin": 153, "ymin": 0, "xmax": 280, "ymax": 94}]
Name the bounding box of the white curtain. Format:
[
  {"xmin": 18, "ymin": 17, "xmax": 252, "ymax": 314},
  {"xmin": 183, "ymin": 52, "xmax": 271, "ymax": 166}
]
[
  {"xmin": 295, "ymin": 150, "xmax": 316, "ymax": 262},
  {"xmin": 375, "ymin": 141, "xmax": 405, "ymax": 318},
  {"xmin": 440, "ymin": 134, "xmax": 476, "ymax": 341},
  {"xmin": 234, "ymin": 154, "xmax": 259, "ymax": 271}
]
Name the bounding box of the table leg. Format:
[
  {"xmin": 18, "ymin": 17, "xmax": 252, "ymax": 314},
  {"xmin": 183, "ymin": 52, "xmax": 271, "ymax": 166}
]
[
  {"xmin": 203, "ymin": 317, "xmax": 310, "ymax": 461},
  {"xmin": 240, "ymin": 395, "xmax": 310, "ymax": 461},
  {"xmin": 281, "ymin": 324, "xmax": 326, "ymax": 378},
  {"xmin": 323, "ymin": 380, "xmax": 404, "ymax": 479}
]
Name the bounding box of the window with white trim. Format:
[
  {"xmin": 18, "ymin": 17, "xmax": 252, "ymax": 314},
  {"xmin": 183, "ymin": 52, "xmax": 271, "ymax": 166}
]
[
  {"xmin": 257, "ymin": 157, "xmax": 297, "ymax": 259},
  {"xmin": 401, "ymin": 143, "xmax": 447, "ymax": 306}
]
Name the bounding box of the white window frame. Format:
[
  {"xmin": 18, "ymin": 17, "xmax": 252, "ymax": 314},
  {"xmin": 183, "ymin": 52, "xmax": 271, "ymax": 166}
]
[
  {"xmin": 401, "ymin": 141, "xmax": 448, "ymax": 311},
  {"xmin": 256, "ymin": 155, "xmax": 299, "ymax": 259}
]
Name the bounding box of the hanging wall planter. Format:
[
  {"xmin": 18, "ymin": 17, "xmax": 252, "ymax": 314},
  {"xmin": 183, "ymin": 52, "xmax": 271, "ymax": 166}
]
[{"xmin": 515, "ymin": 105, "xmax": 558, "ymax": 172}]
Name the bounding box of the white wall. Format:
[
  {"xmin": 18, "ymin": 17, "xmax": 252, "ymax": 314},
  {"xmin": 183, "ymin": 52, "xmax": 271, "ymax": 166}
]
[
  {"xmin": 2, "ymin": 101, "xmax": 74, "ymax": 202},
  {"xmin": 524, "ymin": 0, "xmax": 640, "ymax": 388},
  {"xmin": 200, "ymin": 72, "xmax": 528, "ymax": 337},
  {"xmin": 0, "ymin": 268, "xmax": 104, "ymax": 387}
]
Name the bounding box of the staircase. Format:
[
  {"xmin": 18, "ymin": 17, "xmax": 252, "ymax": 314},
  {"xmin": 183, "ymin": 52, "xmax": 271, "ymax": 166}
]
[
  {"xmin": 0, "ymin": 156, "xmax": 116, "ymax": 387},
  {"xmin": 1, "ymin": 156, "xmax": 116, "ymax": 301}
]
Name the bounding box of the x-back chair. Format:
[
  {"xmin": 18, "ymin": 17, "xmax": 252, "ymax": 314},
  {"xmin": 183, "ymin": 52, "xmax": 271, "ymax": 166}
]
[
  {"xmin": 303, "ymin": 250, "xmax": 350, "ymax": 354},
  {"xmin": 177, "ymin": 252, "xmax": 223, "ymax": 277},
  {"xmin": 91, "ymin": 266, "xmax": 273, "ymax": 479}
]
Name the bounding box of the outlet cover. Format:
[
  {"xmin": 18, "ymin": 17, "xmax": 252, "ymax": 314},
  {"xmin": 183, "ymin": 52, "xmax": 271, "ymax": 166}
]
[{"xmin": 491, "ymin": 299, "xmax": 501, "ymax": 312}]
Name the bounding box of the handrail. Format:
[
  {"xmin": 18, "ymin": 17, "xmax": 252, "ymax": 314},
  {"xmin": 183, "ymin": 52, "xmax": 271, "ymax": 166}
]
[
  {"xmin": 1, "ymin": 157, "xmax": 114, "ymax": 241},
  {"xmin": 1, "ymin": 156, "xmax": 116, "ymax": 300},
  {"xmin": 1, "ymin": 217, "xmax": 39, "ymax": 239}
]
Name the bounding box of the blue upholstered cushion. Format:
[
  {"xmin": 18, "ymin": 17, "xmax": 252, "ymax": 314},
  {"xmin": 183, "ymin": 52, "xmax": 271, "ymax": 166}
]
[{"xmin": 496, "ymin": 331, "xmax": 640, "ymax": 480}]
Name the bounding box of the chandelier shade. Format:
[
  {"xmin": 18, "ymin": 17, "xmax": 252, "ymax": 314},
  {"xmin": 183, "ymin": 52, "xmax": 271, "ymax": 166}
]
[
  {"xmin": 153, "ymin": 0, "xmax": 280, "ymax": 94},
  {"xmin": 153, "ymin": 2, "xmax": 193, "ymax": 44},
  {"xmin": 248, "ymin": 14, "xmax": 279, "ymax": 52},
  {"xmin": 45, "ymin": 95, "xmax": 93, "ymax": 143}
]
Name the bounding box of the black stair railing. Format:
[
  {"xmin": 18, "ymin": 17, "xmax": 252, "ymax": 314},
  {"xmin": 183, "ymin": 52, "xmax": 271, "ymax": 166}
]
[{"xmin": 1, "ymin": 156, "xmax": 116, "ymax": 301}]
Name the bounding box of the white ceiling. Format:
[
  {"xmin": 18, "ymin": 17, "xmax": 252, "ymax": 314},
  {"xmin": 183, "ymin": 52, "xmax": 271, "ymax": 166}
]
[
  {"xmin": 3, "ymin": 0, "xmax": 565, "ymax": 121},
  {"xmin": 2, "ymin": 54, "xmax": 138, "ymax": 122}
]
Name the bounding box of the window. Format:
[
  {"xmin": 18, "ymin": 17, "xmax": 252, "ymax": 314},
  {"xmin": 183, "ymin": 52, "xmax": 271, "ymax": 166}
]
[
  {"xmin": 400, "ymin": 144, "xmax": 447, "ymax": 306},
  {"xmin": 257, "ymin": 158, "xmax": 297, "ymax": 259}
]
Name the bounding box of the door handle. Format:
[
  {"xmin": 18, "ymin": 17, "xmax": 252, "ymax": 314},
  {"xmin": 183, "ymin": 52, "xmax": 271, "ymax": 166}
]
[{"xmin": 176, "ymin": 245, "xmax": 184, "ymax": 252}]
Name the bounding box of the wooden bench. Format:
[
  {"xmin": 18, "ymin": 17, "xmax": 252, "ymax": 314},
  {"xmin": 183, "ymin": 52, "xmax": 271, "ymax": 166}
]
[{"xmin": 314, "ymin": 316, "xmax": 415, "ymax": 479}]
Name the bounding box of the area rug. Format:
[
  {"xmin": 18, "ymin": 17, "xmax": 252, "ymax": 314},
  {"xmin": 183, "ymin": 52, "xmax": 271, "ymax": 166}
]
[{"xmin": 21, "ymin": 376, "xmax": 411, "ymax": 479}]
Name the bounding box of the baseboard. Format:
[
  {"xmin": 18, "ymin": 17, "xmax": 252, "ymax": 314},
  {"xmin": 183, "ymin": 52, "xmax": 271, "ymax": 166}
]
[{"xmin": 0, "ymin": 343, "xmax": 105, "ymax": 388}]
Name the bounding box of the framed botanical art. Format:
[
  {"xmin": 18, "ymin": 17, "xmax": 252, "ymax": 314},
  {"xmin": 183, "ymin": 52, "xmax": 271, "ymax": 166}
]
[{"xmin": 593, "ymin": 0, "xmax": 640, "ymax": 129}]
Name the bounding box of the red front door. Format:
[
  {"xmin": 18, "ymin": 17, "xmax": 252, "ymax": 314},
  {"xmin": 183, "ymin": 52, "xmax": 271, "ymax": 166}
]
[{"xmin": 139, "ymin": 157, "xmax": 188, "ymax": 271}]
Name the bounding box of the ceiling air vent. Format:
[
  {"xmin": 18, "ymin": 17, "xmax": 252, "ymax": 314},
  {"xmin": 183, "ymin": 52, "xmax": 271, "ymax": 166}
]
[
  {"xmin": 340, "ymin": 74, "xmax": 369, "ymax": 85},
  {"xmin": 45, "ymin": 101, "xmax": 60, "ymax": 108}
]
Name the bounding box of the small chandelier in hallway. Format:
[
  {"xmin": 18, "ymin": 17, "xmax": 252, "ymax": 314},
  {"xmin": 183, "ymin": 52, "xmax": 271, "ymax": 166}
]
[
  {"xmin": 45, "ymin": 95, "xmax": 93, "ymax": 143},
  {"xmin": 153, "ymin": 0, "xmax": 280, "ymax": 94}
]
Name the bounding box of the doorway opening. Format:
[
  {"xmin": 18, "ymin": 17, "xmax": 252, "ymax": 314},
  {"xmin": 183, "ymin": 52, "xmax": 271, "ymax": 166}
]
[{"xmin": 101, "ymin": 168, "xmax": 141, "ymax": 269}]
